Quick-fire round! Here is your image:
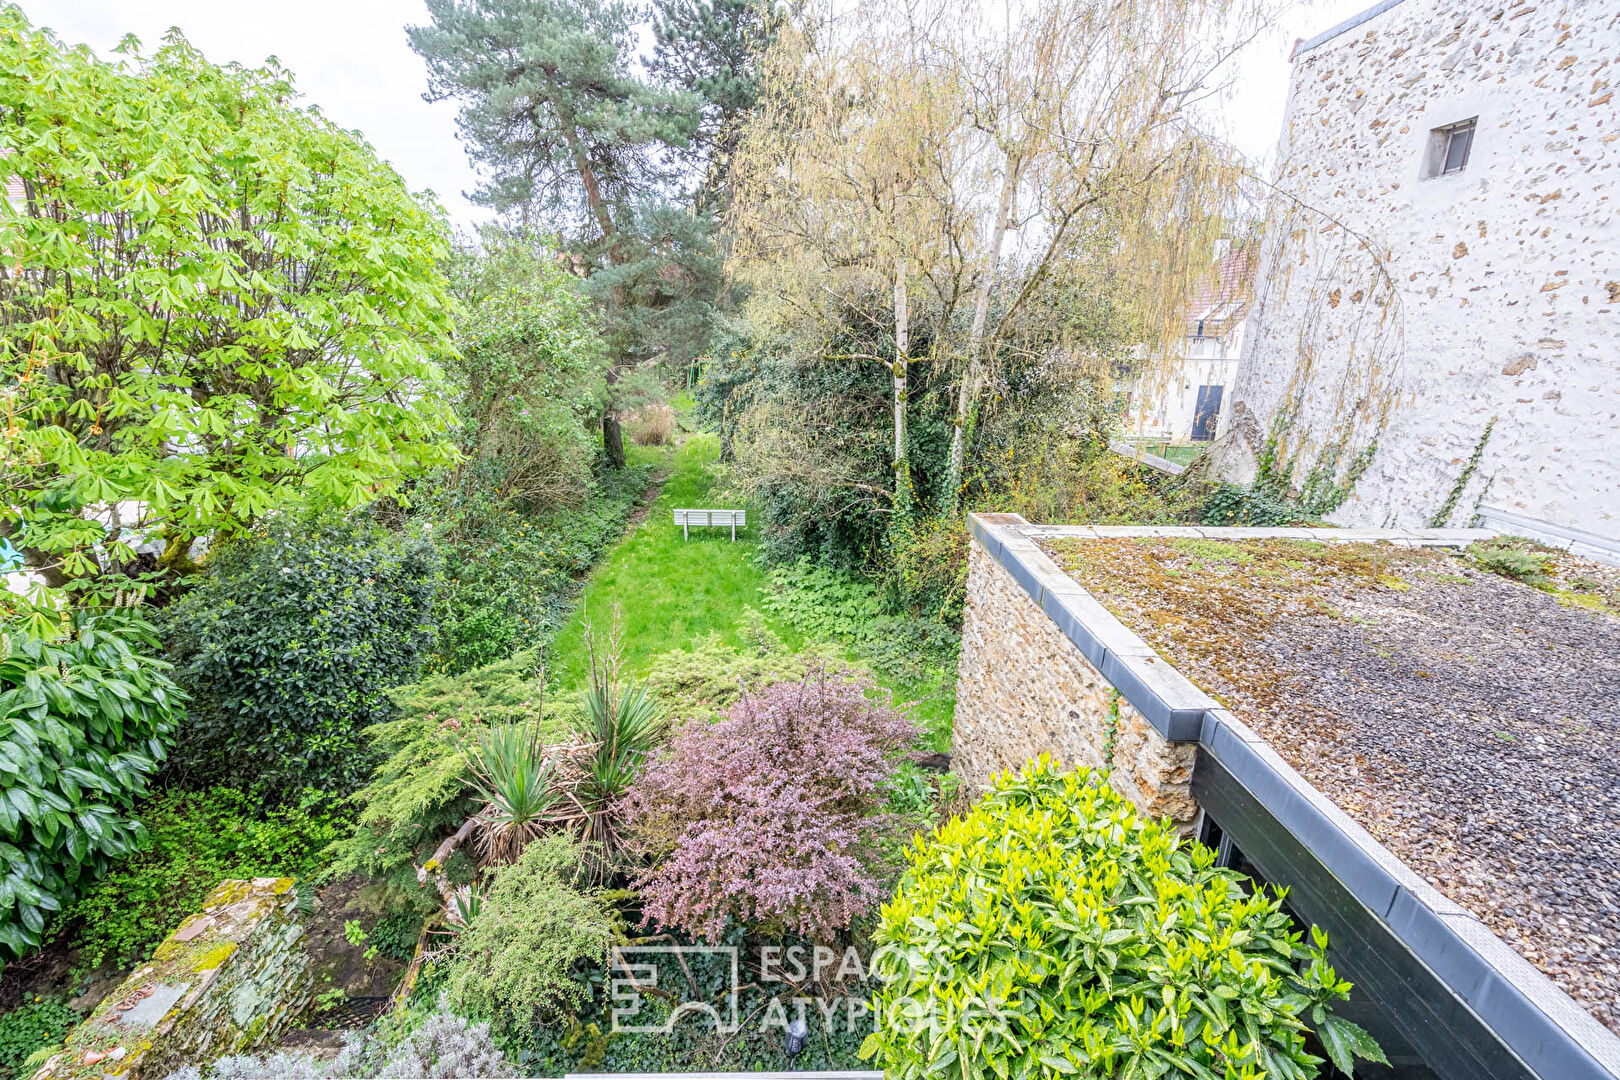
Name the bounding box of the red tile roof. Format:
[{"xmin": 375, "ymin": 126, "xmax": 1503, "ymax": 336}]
[{"xmin": 1186, "ymin": 247, "xmax": 1252, "ymax": 335}]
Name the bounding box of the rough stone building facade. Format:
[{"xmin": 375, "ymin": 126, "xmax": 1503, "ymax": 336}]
[{"xmin": 1214, "ymin": 0, "xmax": 1619, "ymax": 546}]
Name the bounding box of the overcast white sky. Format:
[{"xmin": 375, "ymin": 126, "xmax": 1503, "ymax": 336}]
[{"xmin": 28, "ymin": 0, "xmax": 1371, "ymax": 232}]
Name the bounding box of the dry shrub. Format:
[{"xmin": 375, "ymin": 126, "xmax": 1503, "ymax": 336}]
[{"xmin": 626, "ymin": 403, "xmax": 675, "ymax": 446}]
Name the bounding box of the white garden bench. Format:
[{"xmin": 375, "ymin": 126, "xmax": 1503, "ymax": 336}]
[{"xmin": 673, "ymin": 508, "xmax": 746, "ymax": 541}]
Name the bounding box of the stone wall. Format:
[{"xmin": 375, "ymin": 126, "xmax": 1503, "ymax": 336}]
[
  {"xmin": 34, "ymin": 878, "xmax": 313, "ymax": 1080},
  {"xmin": 1218, "ymin": 0, "xmax": 1619, "ymax": 537},
  {"xmin": 953, "ymin": 538, "xmax": 1199, "ymax": 828}
]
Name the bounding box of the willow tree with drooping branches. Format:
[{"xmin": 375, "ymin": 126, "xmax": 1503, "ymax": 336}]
[
  {"xmin": 725, "ymin": 0, "xmax": 1263, "ymax": 525},
  {"xmin": 727, "ymin": 0, "xmax": 972, "ymax": 526}
]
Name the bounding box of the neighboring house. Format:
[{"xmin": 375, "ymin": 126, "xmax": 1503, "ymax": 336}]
[
  {"xmin": 1121, "ymin": 246, "xmax": 1251, "ymax": 444},
  {"xmin": 1213, "ymin": 0, "xmax": 1619, "ymax": 553}
]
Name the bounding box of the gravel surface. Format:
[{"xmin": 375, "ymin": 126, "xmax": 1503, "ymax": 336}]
[{"xmin": 1050, "ymin": 538, "xmax": 1620, "ymax": 1036}]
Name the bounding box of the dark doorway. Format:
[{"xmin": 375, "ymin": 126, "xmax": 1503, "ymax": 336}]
[{"xmin": 1190, "ymin": 384, "xmax": 1224, "ymax": 441}]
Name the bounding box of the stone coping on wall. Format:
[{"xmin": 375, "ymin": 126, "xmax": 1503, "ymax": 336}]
[{"xmin": 965, "ymin": 513, "xmax": 1620, "ymax": 1080}]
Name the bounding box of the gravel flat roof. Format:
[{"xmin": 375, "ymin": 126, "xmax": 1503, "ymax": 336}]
[{"xmin": 1046, "ymin": 537, "xmax": 1620, "ymax": 1037}]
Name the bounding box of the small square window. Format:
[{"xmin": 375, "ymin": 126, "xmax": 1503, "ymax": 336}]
[{"xmin": 1424, "ymin": 118, "xmax": 1476, "ymax": 178}]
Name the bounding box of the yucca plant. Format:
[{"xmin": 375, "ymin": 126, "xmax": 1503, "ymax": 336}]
[
  {"xmin": 566, "ymin": 610, "xmax": 666, "ymax": 869},
  {"xmin": 445, "ymin": 882, "xmax": 485, "ymax": 934},
  {"xmin": 461, "ymin": 721, "xmax": 558, "ymax": 865}
]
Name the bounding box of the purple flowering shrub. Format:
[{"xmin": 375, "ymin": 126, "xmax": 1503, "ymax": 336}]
[{"xmin": 627, "ymin": 668, "xmax": 918, "ymax": 941}]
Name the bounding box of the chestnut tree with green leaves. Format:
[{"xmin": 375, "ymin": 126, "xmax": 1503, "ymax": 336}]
[{"xmin": 0, "ymin": 12, "xmax": 459, "ymax": 599}]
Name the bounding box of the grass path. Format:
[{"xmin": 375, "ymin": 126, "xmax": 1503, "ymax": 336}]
[
  {"xmin": 546, "ymin": 432, "xmax": 955, "ymax": 749},
  {"xmin": 545, "ymin": 434, "xmax": 804, "ymax": 687}
]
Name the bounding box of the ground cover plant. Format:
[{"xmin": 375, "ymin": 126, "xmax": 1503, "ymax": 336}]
[
  {"xmin": 0, "ymin": 997, "xmax": 78, "ymax": 1078},
  {"xmin": 507, "ymin": 926, "xmax": 875, "ymax": 1075},
  {"xmin": 862, "ymin": 756, "xmax": 1386, "ymax": 1079},
  {"xmin": 57, "ymin": 787, "xmax": 349, "ymax": 972},
  {"xmin": 761, "ymin": 558, "xmax": 959, "ymax": 747},
  {"xmin": 0, "ymin": 613, "xmax": 183, "ymax": 963}
]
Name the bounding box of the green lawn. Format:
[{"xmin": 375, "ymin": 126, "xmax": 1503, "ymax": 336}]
[
  {"xmin": 545, "ymin": 433, "xmax": 956, "ymax": 748},
  {"xmin": 545, "ymin": 434, "xmax": 805, "ymax": 687},
  {"xmin": 1124, "ymin": 439, "xmax": 1205, "ymax": 467}
]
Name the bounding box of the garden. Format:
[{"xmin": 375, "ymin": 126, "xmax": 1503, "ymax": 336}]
[{"xmin": 0, "ymin": 2, "xmax": 1392, "ymax": 1078}]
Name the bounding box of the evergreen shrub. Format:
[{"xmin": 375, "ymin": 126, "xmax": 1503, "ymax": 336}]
[
  {"xmin": 163, "ymin": 516, "xmax": 440, "ymax": 795},
  {"xmin": 862, "ymin": 756, "xmax": 1386, "ymax": 1080},
  {"xmin": 0, "ymin": 614, "xmax": 182, "ymax": 960}
]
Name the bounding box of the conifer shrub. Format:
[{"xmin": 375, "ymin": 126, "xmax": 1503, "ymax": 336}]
[
  {"xmin": 641, "ymin": 613, "xmax": 841, "ymax": 724},
  {"xmin": 440, "ymin": 835, "xmax": 616, "ymax": 1027},
  {"xmin": 324, "ymin": 650, "xmax": 570, "ymax": 889},
  {"xmin": 628, "ymin": 669, "xmax": 917, "ymax": 940},
  {"xmin": 861, "ymin": 756, "xmax": 1386, "ymax": 1079}
]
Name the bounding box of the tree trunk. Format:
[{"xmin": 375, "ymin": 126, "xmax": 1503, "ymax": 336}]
[
  {"xmin": 945, "ymin": 155, "xmax": 1020, "ymax": 512},
  {"xmin": 603, "ymin": 409, "xmax": 626, "ymax": 469},
  {"xmin": 560, "ymin": 121, "xmax": 616, "ymax": 243},
  {"xmin": 602, "ymin": 360, "xmax": 627, "ymax": 468},
  {"xmin": 892, "ymin": 256, "xmax": 912, "ymax": 518}
]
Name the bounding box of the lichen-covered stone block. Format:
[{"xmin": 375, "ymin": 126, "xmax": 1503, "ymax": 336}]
[
  {"xmin": 954, "ymin": 540, "xmax": 1199, "ymax": 829},
  {"xmin": 34, "ymin": 878, "xmax": 313, "ymax": 1080}
]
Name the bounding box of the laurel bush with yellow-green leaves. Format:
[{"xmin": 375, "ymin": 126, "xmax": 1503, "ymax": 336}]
[{"xmin": 861, "ymin": 756, "xmax": 1387, "ymax": 1080}]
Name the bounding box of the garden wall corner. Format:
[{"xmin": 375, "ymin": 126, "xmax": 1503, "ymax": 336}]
[{"xmin": 954, "ymin": 516, "xmax": 1198, "ymax": 829}]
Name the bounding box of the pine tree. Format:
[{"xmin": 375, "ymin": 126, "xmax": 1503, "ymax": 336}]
[
  {"xmin": 648, "ymin": 0, "xmax": 773, "ymax": 209},
  {"xmin": 410, "ymin": 0, "xmax": 698, "ymax": 235}
]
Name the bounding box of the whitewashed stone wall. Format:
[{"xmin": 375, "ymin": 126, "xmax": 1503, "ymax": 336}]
[
  {"xmin": 954, "ymin": 540, "xmax": 1199, "ymax": 828},
  {"xmin": 1218, "ymin": 0, "xmax": 1618, "ymax": 537}
]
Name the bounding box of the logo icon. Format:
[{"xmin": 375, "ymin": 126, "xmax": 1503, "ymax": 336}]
[{"xmin": 609, "ymin": 945, "xmax": 740, "ymax": 1034}]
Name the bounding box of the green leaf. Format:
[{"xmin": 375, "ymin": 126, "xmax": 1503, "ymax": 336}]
[{"xmin": 1316, "ymin": 1014, "xmax": 1389, "ymax": 1076}]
